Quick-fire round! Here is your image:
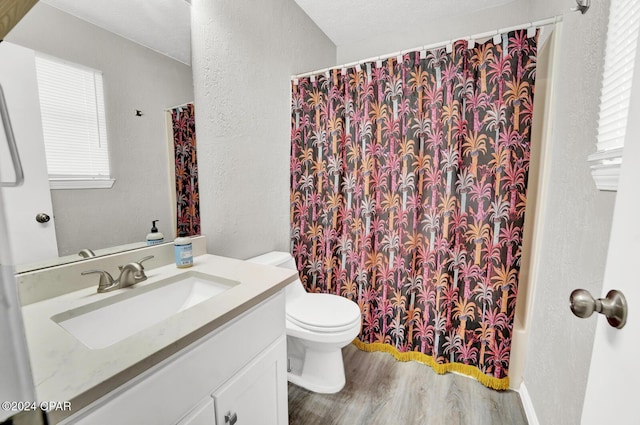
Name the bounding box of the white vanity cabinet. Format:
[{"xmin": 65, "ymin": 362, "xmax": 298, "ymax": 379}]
[
  {"xmin": 61, "ymin": 292, "xmax": 288, "ymax": 425},
  {"xmin": 176, "ymin": 399, "xmax": 215, "ymax": 425}
]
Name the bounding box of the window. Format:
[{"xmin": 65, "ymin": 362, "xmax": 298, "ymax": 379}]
[
  {"xmin": 35, "ymin": 54, "xmax": 114, "ymax": 189},
  {"xmin": 590, "ymin": 0, "xmax": 640, "ymax": 191}
]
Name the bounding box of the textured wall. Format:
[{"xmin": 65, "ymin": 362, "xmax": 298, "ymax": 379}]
[
  {"xmin": 7, "ymin": 3, "xmax": 194, "ymax": 256},
  {"xmin": 191, "ymin": 0, "xmax": 336, "ymax": 259},
  {"xmin": 523, "ymin": 1, "xmax": 616, "ymax": 424}
]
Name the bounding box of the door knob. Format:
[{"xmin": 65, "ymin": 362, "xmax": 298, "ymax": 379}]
[
  {"xmin": 570, "ymin": 289, "xmax": 628, "ymax": 329},
  {"xmin": 35, "ymin": 213, "xmax": 51, "ymax": 223}
]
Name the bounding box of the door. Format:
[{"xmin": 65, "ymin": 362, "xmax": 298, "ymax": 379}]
[
  {"xmin": 0, "ymin": 164, "xmax": 36, "ymax": 422},
  {"xmin": 213, "ymin": 337, "xmax": 287, "ymax": 425},
  {"xmin": 580, "ymin": 34, "xmax": 640, "ymax": 425},
  {"xmin": 0, "ymin": 41, "xmax": 58, "ymax": 265}
]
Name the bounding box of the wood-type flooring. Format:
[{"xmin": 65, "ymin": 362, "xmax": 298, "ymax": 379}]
[{"xmin": 288, "ymin": 344, "xmax": 528, "ymax": 425}]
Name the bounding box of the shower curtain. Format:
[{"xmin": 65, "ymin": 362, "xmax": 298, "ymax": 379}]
[
  {"xmin": 290, "ymin": 30, "xmax": 537, "ymax": 389},
  {"xmin": 170, "ymin": 103, "xmax": 201, "ymax": 237}
]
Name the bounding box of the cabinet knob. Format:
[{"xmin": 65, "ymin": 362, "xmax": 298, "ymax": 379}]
[{"xmin": 225, "ymin": 412, "xmax": 238, "ymax": 425}]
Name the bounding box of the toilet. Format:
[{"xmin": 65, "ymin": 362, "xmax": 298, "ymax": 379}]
[{"xmin": 247, "ymin": 251, "xmax": 362, "ymax": 394}]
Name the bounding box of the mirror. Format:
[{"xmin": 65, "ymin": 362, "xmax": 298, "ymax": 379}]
[{"xmin": 1, "ymin": 2, "xmax": 194, "ymax": 273}]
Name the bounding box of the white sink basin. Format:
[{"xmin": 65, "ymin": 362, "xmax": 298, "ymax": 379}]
[{"xmin": 52, "ymin": 271, "xmax": 239, "ymax": 349}]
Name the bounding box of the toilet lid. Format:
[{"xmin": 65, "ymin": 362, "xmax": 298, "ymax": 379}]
[{"xmin": 286, "ymin": 293, "xmax": 361, "ymax": 332}]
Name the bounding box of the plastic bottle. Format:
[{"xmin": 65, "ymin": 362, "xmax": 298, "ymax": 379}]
[
  {"xmin": 146, "ymin": 220, "xmax": 164, "ymax": 245},
  {"xmin": 174, "ymin": 232, "xmax": 193, "ymax": 268}
]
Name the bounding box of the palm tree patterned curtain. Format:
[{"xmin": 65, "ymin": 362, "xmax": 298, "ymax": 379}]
[
  {"xmin": 171, "ymin": 103, "xmax": 201, "ymax": 237},
  {"xmin": 290, "ymin": 30, "xmax": 537, "ymax": 390}
]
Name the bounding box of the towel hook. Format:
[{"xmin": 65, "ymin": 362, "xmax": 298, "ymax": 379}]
[{"xmin": 572, "ymin": 0, "xmax": 590, "ymax": 14}]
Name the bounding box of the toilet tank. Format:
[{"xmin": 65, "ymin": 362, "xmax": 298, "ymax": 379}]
[{"xmin": 246, "ymin": 251, "xmax": 306, "ymax": 299}]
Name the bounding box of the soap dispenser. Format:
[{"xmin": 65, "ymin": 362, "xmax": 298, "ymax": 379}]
[
  {"xmin": 146, "ymin": 220, "xmax": 164, "ymax": 245},
  {"xmin": 174, "ymin": 231, "xmax": 193, "ymax": 268}
]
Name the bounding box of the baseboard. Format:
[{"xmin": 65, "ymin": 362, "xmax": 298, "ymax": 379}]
[{"xmin": 517, "ymin": 382, "xmax": 540, "ymax": 425}]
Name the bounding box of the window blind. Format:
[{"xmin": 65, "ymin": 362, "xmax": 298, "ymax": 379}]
[
  {"xmin": 35, "ymin": 55, "xmax": 111, "ymax": 180},
  {"xmin": 595, "ymin": 0, "xmax": 640, "ymax": 153}
]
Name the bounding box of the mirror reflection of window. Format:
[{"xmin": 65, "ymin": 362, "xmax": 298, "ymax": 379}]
[{"xmin": 35, "ymin": 54, "xmax": 114, "ymax": 189}]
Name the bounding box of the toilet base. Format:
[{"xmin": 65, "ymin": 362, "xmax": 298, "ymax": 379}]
[{"xmin": 286, "ymin": 336, "xmax": 347, "ymax": 394}]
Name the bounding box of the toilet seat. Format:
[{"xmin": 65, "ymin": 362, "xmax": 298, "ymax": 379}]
[{"xmin": 286, "ymin": 293, "xmax": 361, "ymax": 333}]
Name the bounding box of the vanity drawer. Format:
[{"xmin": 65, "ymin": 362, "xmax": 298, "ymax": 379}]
[{"xmin": 62, "ymin": 291, "xmax": 285, "ymax": 425}]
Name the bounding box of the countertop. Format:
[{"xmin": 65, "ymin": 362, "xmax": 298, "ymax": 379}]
[{"xmin": 19, "ymin": 254, "xmax": 297, "ymax": 421}]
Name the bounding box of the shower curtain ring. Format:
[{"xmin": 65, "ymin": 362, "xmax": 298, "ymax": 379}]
[{"xmin": 572, "ymin": 0, "xmax": 590, "ymax": 14}]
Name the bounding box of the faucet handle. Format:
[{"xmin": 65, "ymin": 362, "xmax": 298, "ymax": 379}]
[
  {"xmin": 137, "ymin": 255, "xmax": 154, "ymax": 269},
  {"xmin": 78, "ymin": 248, "xmax": 96, "ymax": 258},
  {"xmin": 81, "ymin": 269, "xmax": 116, "ymax": 293},
  {"xmin": 117, "ymin": 255, "xmax": 153, "ymax": 272}
]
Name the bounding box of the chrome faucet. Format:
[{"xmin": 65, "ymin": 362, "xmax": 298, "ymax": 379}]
[
  {"xmin": 81, "ymin": 255, "xmax": 154, "ymax": 293},
  {"xmin": 118, "ymin": 261, "xmax": 147, "ymax": 288}
]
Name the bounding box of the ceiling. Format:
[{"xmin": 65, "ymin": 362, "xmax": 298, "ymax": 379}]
[
  {"xmin": 40, "ymin": 0, "xmax": 191, "ymax": 65},
  {"xmin": 294, "ymin": 0, "xmax": 520, "ymax": 46},
  {"xmin": 37, "ymin": 0, "xmax": 519, "ymax": 66}
]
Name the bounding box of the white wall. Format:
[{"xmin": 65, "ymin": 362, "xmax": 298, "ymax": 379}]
[
  {"xmin": 334, "ymin": 0, "xmax": 616, "ymax": 423},
  {"xmin": 523, "ymin": 1, "xmax": 615, "ymax": 424},
  {"xmin": 191, "ymin": 0, "xmax": 336, "ymax": 259},
  {"xmin": 6, "ymin": 3, "xmax": 194, "ymax": 257}
]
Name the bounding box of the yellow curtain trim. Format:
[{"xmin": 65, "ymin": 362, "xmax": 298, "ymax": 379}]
[{"xmin": 352, "ymin": 339, "xmax": 510, "ymax": 391}]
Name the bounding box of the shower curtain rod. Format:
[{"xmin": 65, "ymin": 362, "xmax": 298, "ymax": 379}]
[
  {"xmin": 291, "ymin": 15, "xmax": 563, "ymax": 80},
  {"xmin": 164, "ymin": 101, "xmax": 194, "ymax": 111}
]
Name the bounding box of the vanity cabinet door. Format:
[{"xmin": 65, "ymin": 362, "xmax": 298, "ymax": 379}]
[
  {"xmin": 213, "ymin": 336, "xmax": 287, "ymax": 425},
  {"xmin": 176, "ymin": 398, "xmax": 215, "ymax": 425}
]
